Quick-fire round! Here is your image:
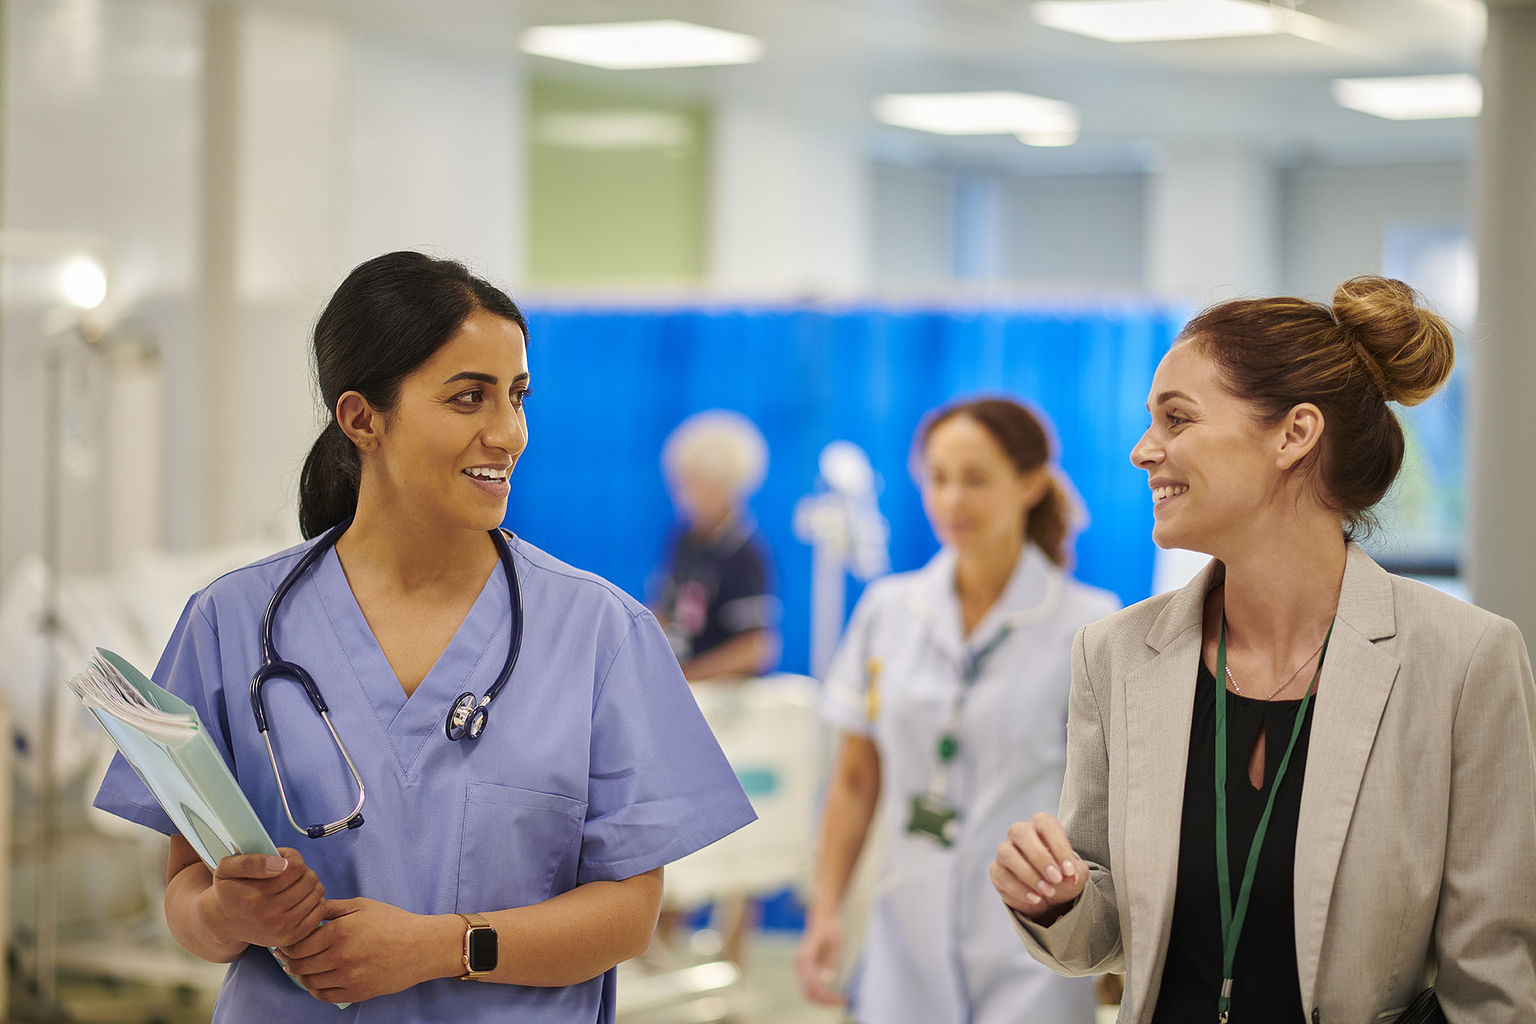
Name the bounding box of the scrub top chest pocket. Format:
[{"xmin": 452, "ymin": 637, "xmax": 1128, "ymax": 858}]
[{"xmin": 457, "ymin": 782, "xmax": 587, "ymax": 912}]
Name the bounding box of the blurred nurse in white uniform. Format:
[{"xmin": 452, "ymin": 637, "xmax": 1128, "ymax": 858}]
[{"xmin": 794, "ymin": 397, "xmax": 1119, "ymax": 1024}]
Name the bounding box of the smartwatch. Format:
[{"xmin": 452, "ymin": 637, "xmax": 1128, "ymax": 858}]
[{"xmin": 457, "ymin": 912, "xmax": 498, "ymax": 980}]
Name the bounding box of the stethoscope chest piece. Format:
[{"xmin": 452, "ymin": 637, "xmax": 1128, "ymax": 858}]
[
  {"xmin": 441, "ymin": 527, "xmax": 523, "ymax": 744},
  {"xmin": 446, "ymin": 692, "xmax": 491, "ymax": 741}
]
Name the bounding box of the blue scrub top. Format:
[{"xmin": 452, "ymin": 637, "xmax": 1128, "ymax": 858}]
[{"xmin": 94, "ymin": 532, "xmax": 756, "ymax": 1024}]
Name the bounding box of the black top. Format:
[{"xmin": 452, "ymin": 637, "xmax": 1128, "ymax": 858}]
[
  {"xmin": 1151, "ymin": 659, "xmax": 1314, "ymax": 1024},
  {"xmin": 654, "ymin": 517, "xmax": 778, "ymax": 662}
]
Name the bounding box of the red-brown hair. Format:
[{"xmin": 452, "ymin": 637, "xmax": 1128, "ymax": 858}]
[
  {"xmin": 1181, "ymin": 275, "xmax": 1455, "ymax": 536},
  {"xmin": 917, "ymin": 398, "xmax": 1075, "ymax": 567}
]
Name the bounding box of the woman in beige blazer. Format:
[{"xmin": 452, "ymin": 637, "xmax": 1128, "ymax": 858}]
[{"xmin": 990, "ymin": 276, "xmax": 1536, "ymax": 1023}]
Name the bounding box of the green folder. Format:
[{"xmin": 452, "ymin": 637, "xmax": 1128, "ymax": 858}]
[
  {"xmin": 72, "ymin": 648, "xmax": 348, "ymax": 1007},
  {"xmin": 75, "ymin": 648, "xmax": 278, "ymax": 869}
]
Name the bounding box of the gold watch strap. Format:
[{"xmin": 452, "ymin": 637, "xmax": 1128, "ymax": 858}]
[{"xmin": 458, "ymin": 913, "xmax": 495, "ymax": 980}]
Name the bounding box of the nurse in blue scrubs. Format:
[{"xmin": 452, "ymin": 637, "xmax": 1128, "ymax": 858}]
[{"xmin": 93, "ymin": 251, "xmax": 756, "ymax": 1022}]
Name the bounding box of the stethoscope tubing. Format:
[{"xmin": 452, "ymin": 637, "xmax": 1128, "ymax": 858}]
[{"xmin": 250, "ymin": 517, "xmax": 523, "ymax": 838}]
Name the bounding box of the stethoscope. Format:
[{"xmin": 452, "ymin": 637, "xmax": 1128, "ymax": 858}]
[{"xmin": 249, "ymin": 516, "xmax": 525, "ymax": 839}]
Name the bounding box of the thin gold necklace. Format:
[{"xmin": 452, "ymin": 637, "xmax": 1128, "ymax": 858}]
[{"xmin": 1223, "ymin": 624, "xmax": 1328, "ymax": 701}]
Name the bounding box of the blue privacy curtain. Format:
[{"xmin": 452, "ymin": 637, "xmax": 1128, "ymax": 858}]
[{"xmin": 503, "ymin": 303, "xmax": 1185, "ymax": 675}]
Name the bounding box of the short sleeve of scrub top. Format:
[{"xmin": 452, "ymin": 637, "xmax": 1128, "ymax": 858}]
[
  {"xmin": 818, "ymin": 582, "xmax": 890, "ymax": 738},
  {"xmin": 93, "ymin": 536, "xmax": 757, "ymax": 1024}
]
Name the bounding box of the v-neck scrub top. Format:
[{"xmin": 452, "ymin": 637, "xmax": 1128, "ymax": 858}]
[
  {"xmin": 94, "ymin": 533, "xmax": 757, "ymax": 1024},
  {"xmin": 820, "ymin": 545, "xmax": 1120, "ymax": 1024}
]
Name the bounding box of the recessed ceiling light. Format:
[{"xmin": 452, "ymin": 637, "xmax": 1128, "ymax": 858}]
[
  {"xmin": 519, "ymin": 20, "xmax": 762, "ymax": 70},
  {"xmin": 875, "ymin": 91, "xmax": 1079, "ymax": 146},
  {"xmin": 1332, "ymin": 74, "xmax": 1482, "ymax": 120},
  {"xmin": 1033, "ymin": 0, "xmax": 1282, "ymax": 42}
]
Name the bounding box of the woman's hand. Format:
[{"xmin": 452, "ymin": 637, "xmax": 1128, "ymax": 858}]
[
  {"xmin": 792, "ymin": 911, "xmax": 846, "ymax": 1006},
  {"xmin": 990, "ymin": 813, "xmax": 1089, "ymax": 922},
  {"xmin": 200, "ymin": 848, "xmax": 327, "ymax": 950},
  {"xmin": 277, "ymin": 898, "xmax": 457, "ymax": 1003}
]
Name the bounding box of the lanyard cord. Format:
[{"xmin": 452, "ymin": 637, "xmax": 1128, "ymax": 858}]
[
  {"xmin": 1214, "ymin": 611, "xmax": 1335, "ymax": 1023},
  {"xmin": 928, "ymin": 626, "xmax": 1015, "ymax": 798}
]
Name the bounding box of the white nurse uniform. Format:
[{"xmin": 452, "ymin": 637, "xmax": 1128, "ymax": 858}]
[{"xmin": 821, "ymin": 543, "xmax": 1119, "ymax": 1024}]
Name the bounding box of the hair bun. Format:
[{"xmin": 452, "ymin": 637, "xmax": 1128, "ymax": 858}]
[{"xmin": 1330, "ymin": 275, "xmax": 1455, "ymax": 406}]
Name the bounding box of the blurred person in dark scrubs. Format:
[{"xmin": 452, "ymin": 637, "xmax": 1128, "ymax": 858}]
[{"xmin": 653, "ymin": 410, "xmax": 781, "ymax": 681}]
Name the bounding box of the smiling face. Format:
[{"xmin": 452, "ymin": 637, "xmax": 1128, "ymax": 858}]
[
  {"xmin": 359, "ymin": 308, "xmax": 530, "ymax": 533},
  {"xmin": 920, "ymin": 414, "xmax": 1045, "ymax": 556},
  {"xmin": 1130, "ymin": 340, "xmax": 1297, "ymax": 555}
]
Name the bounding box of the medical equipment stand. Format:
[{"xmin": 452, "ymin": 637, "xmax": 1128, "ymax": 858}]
[{"xmin": 793, "ymin": 441, "xmax": 889, "ymax": 678}]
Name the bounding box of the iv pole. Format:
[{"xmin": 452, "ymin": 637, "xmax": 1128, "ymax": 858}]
[{"xmin": 0, "ymin": 229, "xmax": 116, "ymax": 1019}]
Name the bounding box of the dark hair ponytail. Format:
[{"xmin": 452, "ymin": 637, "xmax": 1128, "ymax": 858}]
[
  {"xmin": 297, "ymin": 251, "xmax": 528, "ymax": 539},
  {"xmin": 916, "ymin": 397, "xmax": 1078, "ymax": 567}
]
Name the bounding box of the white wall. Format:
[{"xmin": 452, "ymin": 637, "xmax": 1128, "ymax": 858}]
[
  {"xmin": 346, "ymin": 35, "xmax": 521, "ymax": 285},
  {"xmin": 1280, "ymin": 161, "xmax": 1470, "ymax": 300},
  {"xmin": 1146, "ymin": 149, "xmax": 1280, "ymax": 303},
  {"xmin": 870, "ymin": 163, "xmax": 953, "ymax": 284},
  {"xmin": 709, "ymin": 102, "xmax": 870, "ymax": 297},
  {"xmin": 868, "ymin": 164, "xmax": 1147, "ymax": 290},
  {"xmin": 1001, "ymin": 173, "xmax": 1146, "ymax": 288}
]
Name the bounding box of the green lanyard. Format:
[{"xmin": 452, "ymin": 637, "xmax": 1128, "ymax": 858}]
[
  {"xmin": 1213, "ymin": 613, "xmax": 1334, "ymax": 1024},
  {"xmin": 929, "ymin": 626, "xmax": 1014, "ymax": 791}
]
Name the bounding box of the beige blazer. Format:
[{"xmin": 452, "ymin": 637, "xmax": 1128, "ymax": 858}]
[{"xmin": 1012, "ymin": 544, "xmax": 1536, "ymax": 1023}]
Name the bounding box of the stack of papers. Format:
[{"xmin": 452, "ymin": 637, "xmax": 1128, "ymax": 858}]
[{"xmin": 72, "ymin": 653, "xmax": 197, "ymax": 742}]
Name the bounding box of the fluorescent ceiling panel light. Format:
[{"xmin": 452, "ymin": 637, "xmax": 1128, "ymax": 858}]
[
  {"xmin": 1033, "ymin": 0, "xmax": 1282, "ymax": 42},
  {"xmin": 1332, "ymin": 74, "xmax": 1482, "ymax": 120},
  {"xmin": 535, "ymin": 112, "xmax": 694, "ymax": 149},
  {"xmin": 519, "ymin": 20, "xmax": 762, "ymax": 70},
  {"xmin": 875, "ymin": 91, "xmax": 1078, "ymax": 145}
]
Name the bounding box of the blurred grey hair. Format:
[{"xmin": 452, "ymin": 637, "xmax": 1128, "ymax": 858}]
[{"xmin": 662, "ymin": 410, "xmax": 770, "ymax": 498}]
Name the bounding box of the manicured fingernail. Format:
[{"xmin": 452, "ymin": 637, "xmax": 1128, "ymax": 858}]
[
  {"xmin": 265, "ymin": 855, "xmax": 288, "ymax": 873},
  {"xmin": 1045, "ymin": 865, "xmax": 1063, "ymax": 884},
  {"xmin": 1062, "ymin": 860, "xmax": 1077, "ymax": 878},
  {"xmin": 1024, "ymin": 891, "xmax": 1041, "ymax": 904},
  {"xmin": 1037, "ymin": 881, "xmax": 1055, "ymax": 897}
]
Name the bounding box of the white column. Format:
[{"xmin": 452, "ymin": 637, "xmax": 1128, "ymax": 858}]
[
  {"xmin": 1467, "ymin": 0, "xmax": 1536, "ymax": 636},
  {"xmin": 709, "ymin": 101, "xmax": 869, "ymax": 297},
  {"xmin": 202, "ymin": 5, "xmax": 350, "ymax": 545},
  {"xmin": 1145, "ymin": 148, "xmax": 1279, "ymax": 302}
]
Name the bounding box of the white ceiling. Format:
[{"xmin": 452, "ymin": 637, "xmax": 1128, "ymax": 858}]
[{"xmin": 248, "ymin": 0, "xmax": 1486, "ymax": 173}]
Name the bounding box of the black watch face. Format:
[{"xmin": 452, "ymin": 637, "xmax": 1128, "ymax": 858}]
[{"xmin": 467, "ymin": 927, "xmax": 498, "ymax": 973}]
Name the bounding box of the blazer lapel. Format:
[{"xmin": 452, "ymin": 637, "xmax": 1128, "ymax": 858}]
[
  {"xmin": 1122, "ymin": 556, "xmax": 1219, "ymax": 1021},
  {"xmin": 1293, "ymin": 544, "xmax": 1400, "ymax": 1014}
]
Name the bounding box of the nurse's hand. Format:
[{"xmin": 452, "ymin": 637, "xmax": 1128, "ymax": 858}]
[
  {"xmin": 278, "ymin": 897, "xmax": 449, "ymax": 1003},
  {"xmin": 793, "ymin": 912, "xmax": 846, "ymax": 1006},
  {"xmin": 206, "ymin": 848, "xmax": 327, "ymax": 949},
  {"xmin": 990, "ymin": 813, "xmax": 1088, "ymax": 922}
]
